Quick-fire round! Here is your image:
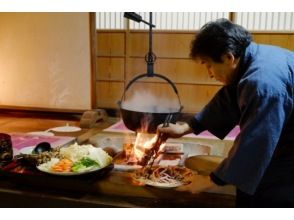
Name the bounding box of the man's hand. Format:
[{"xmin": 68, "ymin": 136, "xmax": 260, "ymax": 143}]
[
  {"xmin": 157, "ymin": 122, "xmax": 193, "ymax": 139},
  {"xmin": 176, "ymin": 174, "xmax": 217, "ymax": 194}
]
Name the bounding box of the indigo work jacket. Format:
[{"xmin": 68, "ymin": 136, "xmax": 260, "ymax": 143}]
[{"xmin": 190, "ymin": 42, "xmax": 294, "ymax": 194}]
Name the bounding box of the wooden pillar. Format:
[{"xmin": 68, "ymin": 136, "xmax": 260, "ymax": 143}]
[
  {"xmin": 229, "ymin": 12, "xmax": 237, "ymax": 23},
  {"xmin": 89, "ymin": 12, "xmax": 97, "ymax": 109}
]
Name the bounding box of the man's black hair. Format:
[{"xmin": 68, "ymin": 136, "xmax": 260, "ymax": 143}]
[{"xmin": 190, "ymin": 18, "xmax": 252, "ymax": 62}]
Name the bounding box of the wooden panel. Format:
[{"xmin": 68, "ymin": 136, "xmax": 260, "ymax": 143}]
[
  {"xmin": 287, "ymin": 34, "xmax": 294, "ymax": 51},
  {"xmin": 97, "ymin": 32, "xmax": 125, "ymax": 56},
  {"xmin": 129, "ymin": 32, "xmax": 194, "ymax": 58},
  {"xmin": 253, "ymin": 33, "xmax": 294, "ymax": 50},
  {"xmin": 96, "ymin": 82, "xmax": 124, "ymax": 108},
  {"xmin": 123, "ymin": 82, "xmax": 221, "ymax": 113},
  {"xmin": 97, "ymin": 57, "xmax": 124, "ymax": 81},
  {"xmin": 127, "ymin": 57, "xmax": 219, "ymax": 84},
  {"xmin": 177, "ymin": 84, "xmax": 221, "ymax": 113},
  {"xmin": 95, "ymin": 31, "xmax": 294, "ymax": 113},
  {"xmin": 252, "ymin": 34, "xmax": 271, "ymax": 44},
  {"xmin": 288, "ymin": 35, "xmax": 294, "ymax": 51}
]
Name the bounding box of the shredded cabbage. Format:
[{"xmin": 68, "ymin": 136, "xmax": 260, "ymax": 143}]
[
  {"xmin": 60, "ymin": 143, "xmax": 113, "ymax": 167},
  {"xmin": 87, "ymin": 147, "xmax": 112, "ymax": 167}
]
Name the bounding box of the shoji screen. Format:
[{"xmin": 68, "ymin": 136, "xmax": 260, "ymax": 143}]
[
  {"xmin": 130, "ymin": 12, "xmax": 229, "ymax": 30},
  {"xmin": 0, "ymin": 13, "xmax": 92, "ymax": 111},
  {"xmin": 235, "ymin": 12, "xmax": 294, "ymax": 31},
  {"xmin": 96, "ymin": 12, "xmax": 229, "ymax": 30},
  {"xmin": 96, "ymin": 12, "xmax": 124, "ymax": 29}
]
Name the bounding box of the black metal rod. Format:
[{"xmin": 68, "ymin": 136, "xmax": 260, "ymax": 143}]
[
  {"xmin": 141, "ymin": 19, "xmax": 155, "ymax": 28},
  {"xmin": 146, "ymin": 12, "xmax": 156, "ymax": 76},
  {"xmin": 124, "ymin": 12, "xmax": 155, "ymax": 27},
  {"xmin": 149, "ymin": 12, "xmax": 152, "ymax": 55}
]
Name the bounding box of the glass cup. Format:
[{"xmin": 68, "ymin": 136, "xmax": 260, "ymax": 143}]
[{"xmin": 0, "ymin": 133, "xmax": 13, "ymax": 165}]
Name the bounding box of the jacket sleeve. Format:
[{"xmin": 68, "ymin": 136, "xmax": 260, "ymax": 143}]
[
  {"xmin": 190, "ymin": 84, "xmax": 241, "ymax": 139},
  {"xmin": 213, "ymin": 85, "xmax": 292, "ymax": 194}
]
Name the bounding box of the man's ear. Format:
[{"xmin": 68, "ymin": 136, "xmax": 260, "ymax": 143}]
[{"xmin": 222, "ymin": 52, "xmax": 235, "ymax": 65}]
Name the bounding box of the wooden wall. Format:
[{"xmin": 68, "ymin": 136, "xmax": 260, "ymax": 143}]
[{"xmin": 96, "ymin": 30, "xmax": 294, "ymax": 113}]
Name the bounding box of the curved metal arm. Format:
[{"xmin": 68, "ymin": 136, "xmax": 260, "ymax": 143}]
[{"xmin": 119, "ymin": 12, "xmax": 183, "ymax": 113}]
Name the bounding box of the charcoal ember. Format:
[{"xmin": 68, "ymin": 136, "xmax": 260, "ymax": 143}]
[
  {"xmin": 137, "ymin": 148, "xmax": 153, "ymax": 166},
  {"xmin": 137, "ymin": 158, "xmax": 147, "ymax": 166},
  {"xmin": 126, "ymin": 161, "xmax": 138, "ymax": 165},
  {"xmin": 126, "ymin": 155, "xmax": 138, "ymax": 165},
  {"xmin": 123, "ymin": 143, "xmax": 133, "ymax": 160},
  {"xmin": 102, "ymin": 147, "xmax": 116, "ymax": 157}
]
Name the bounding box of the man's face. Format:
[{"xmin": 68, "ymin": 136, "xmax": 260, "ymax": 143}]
[{"xmin": 197, "ymin": 53, "xmax": 239, "ymax": 85}]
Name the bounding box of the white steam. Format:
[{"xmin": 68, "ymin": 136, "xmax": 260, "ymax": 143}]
[{"xmin": 121, "ymin": 90, "xmax": 180, "ymax": 113}]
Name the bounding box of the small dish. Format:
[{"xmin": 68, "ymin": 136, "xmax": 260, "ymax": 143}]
[
  {"xmin": 49, "ymin": 126, "xmax": 81, "ymax": 132},
  {"xmin": 27, "ymin": 131, "xmax": 54, "ymax": 136}
]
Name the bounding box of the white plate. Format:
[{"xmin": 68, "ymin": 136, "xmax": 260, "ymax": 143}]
[
  {"xmin": 27, "ymin": 131, "xmax": 55, "ymax": 136},
  {"xmin": 18, "ymin": 146, "xmax": 35, "ymax": 154},
  {"xmin": 114, "ymin": 164, "xmax": 142, "ymax": 171},
  {"xmin": 36, "ymin": 164, "xmax": 114, "ymax": 176},
  {"xmin": 49, "ymin": 126, "xmax": 81, "ymax": 132},
  {"xmin": 136, "ymin": 178, "xmax": 183, "ymax": 188}
]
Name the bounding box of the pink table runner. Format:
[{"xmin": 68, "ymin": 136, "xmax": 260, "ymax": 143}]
[
  {"xmin": 103, "ymin": 120, "xmax": 240, "ymax": 140},
  {"xmin": 10, "ymin": 133, "xmax": 75, "ymax": 153}
]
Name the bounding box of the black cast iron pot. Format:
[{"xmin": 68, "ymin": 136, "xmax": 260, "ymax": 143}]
[{"xmin": 118, "ymin": 73, "xmax": 183, "ymax": 133}]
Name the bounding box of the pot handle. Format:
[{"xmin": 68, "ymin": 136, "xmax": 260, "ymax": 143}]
[{"xmin": 119, "ymin": 73, "xmax": 183, "ymax": 111}]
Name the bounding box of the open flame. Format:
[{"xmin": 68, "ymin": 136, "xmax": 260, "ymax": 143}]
[
  {"xmin": 123, "ymin": 115, "xmax": 165, "ymax": 164},
  {"xmin": 124, "ymin": 132, "xmax": 166, "ymax": 164},
  {"xmin": 133, "ymin": 133, "xmax": 156, "ymax": 161}
]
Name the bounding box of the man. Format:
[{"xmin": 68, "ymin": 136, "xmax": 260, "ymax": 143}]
[{"xmin": 158, "ymin": 18, "xmax": 294, "ymax": 207}]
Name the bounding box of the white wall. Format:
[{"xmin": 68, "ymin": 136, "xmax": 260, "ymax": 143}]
[{"xmin": 0, "ymin": 12, "xmax": 92, "ymax": 111}]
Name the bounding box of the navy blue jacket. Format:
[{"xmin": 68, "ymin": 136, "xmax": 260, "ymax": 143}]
[{"xmin": 190, "ymin": 42, "xmax": 294, "ymax": 194}]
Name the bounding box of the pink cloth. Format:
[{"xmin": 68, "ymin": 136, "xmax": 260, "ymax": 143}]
[
  {"xmin": 184, "ymin": 126, "xmax": 240, "ymax": 140},
  {"xmin": 10, "ymin": 133, "xmax": 75, "ymax": 151},
  {"xmin": 103, "ymin": 120, "xmax": 240, "ymax": 140}
]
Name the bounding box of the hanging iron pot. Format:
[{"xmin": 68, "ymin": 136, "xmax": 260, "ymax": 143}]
[
  {"xmin": 118, "ymin": 73, "xmax": 183, "ymax": 133},
  {"xmin": 118, "ymin": 12, "xmax": 183, "ymax": 133}
]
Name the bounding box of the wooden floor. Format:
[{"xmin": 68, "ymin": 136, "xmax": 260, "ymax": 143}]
[{"xmin": 0, "ymin": 111, "xmax": 81, "ymax": 133}]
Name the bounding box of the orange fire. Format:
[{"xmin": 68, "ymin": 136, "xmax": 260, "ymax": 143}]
[
  {"xmin": 123, "ymin": 117, "xmax": 166, "ymax": 164},
  {"xmin": 124, "ymin": 132, "xmax": 166, "ymax": 164},
  {"xmin": 133, "ymin": 133, "xmax": 156, "ymax": 161}
]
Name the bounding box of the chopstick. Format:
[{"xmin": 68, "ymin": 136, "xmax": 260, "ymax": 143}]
[{"xmin": 146, "ymin": 114, "xmax": 173, "ymax": 177}]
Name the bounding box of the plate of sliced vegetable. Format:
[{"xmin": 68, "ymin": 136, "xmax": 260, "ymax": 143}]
[
  {"xmin": 133, "ymin": 166, "xmax": 193, "ymax": 188},
  {"xmin": 36, "ymin": 143, "xmax": 113, "ymax": 176}
]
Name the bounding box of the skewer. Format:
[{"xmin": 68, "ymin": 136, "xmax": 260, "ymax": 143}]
[{"xmin": 146, "ymin": 114, "xmax": 173, "ymax": 178}]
